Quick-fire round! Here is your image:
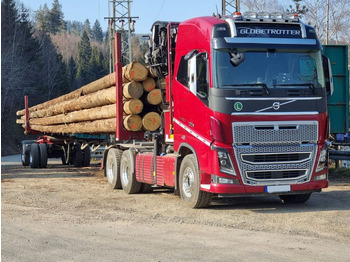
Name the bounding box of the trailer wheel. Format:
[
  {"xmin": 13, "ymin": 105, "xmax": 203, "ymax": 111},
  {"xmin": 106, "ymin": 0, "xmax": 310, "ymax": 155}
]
[
  {"xmin": 106, "ymin": 148, "xmax": 123, "ymax": 189},
  {"xmin": 82, "ymin": 147, "xmax": 91, "ymax": 167},
  {"xmin": 279, "ymin": 193, "xmax": 312, "ymax": 204},
  {"xmin": 72, "ymin": 143, "xmax": 83, "ymax": 167},
  {"xmin": 179, "ymin": 154, "xmax": 212, "ymax": 208},
  {"xmin": 21, "ymin": 141, "xmax": 32, "ymax": 166},
  {"xmin": 120, "ymin": 150, "xmax": 141, "ymax": 194},
  {"xmin": 38, "ymin": 144, "xmax": 48, "ymax": 168},
  {"xmin": 29, "ymin": 144, "xmax": 40, "ymax": 168}
]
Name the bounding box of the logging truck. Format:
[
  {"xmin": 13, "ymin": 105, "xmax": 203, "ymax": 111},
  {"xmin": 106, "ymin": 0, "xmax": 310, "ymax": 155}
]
[{"xmin": 18, "ymin": 12, "xmax": 334, "ymax": 208}]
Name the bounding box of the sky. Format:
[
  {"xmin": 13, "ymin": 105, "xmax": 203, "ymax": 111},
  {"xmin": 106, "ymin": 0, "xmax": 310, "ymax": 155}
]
[{"xmin": 18, "ymin": 0, "xmax": 224, "ymax": 34}]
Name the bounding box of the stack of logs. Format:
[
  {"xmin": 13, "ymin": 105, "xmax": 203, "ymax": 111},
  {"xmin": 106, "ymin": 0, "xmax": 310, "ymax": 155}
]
[{"xmin": 16, "ymin": 62, "xmax": 163, "ymax": 134}]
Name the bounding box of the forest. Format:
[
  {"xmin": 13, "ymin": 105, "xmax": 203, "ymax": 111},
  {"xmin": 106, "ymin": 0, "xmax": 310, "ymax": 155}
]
[
  {"xmin": 1, "ymin": 0, "xmax": 349, "ymax": 155},
  {"xmin": 1, "ymin": 0, "xmax": 147, "ymax": 154}
]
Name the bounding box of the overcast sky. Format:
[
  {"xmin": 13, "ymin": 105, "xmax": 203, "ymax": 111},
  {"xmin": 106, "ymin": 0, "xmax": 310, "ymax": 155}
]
[{"xmin": 18, "ymin": 0, "xmax": 224, "ymax": 34}]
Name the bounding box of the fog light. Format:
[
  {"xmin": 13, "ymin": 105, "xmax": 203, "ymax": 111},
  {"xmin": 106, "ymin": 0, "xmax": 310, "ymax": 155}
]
[
  {"xmin": 313, "ymin": 173, "xmax": 327, "ymax": 181},
  {"xmin": 219, "ymin": 177, "xmax": 234, "ymax": 184}
]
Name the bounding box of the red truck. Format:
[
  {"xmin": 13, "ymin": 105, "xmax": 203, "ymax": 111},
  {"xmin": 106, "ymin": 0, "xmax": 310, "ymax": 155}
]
[
  {"xmin": 103, "ymin": 12, "xmax": 333, "ymax": 208},
  {"xmin": 21, "ymin": 12, "xmax": 333, "ymax": 208}
]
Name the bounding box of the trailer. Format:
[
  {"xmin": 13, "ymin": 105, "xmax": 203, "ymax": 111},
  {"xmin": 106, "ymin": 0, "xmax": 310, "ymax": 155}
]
[{"xmin": 19, "ymin": 12, "xmax": 334, "ymax": 208}]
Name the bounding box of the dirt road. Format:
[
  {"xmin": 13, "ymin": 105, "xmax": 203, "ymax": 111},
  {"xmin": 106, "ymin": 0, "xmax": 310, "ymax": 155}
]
[{"xmin": 2, "ymin": 155, "xmax": 350, "ymax": 262}]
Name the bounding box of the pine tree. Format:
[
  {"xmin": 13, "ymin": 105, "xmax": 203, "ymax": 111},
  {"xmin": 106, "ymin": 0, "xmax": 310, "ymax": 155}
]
[
  {"xmin": 34, "ymin": 4, "xmax": 49, "ymax": 31},
  {"xmin": 68, "ymin": 56, "xmax": 77, "ymax": 90},
  {"xmin": 91, "ymin": 19, "xmax": 103, "ymax": 42},
  {"xmin": 89, "ymin": 46, "xmax": 107, "ymax": 81},
  {"xmin": 48, "ymin": 0, "xmax": 65, "ymax": 34},
  {"xmin": 76, "ymin": 30, "xmax": 92, "ymax": 86},
  {"xmin": 83, "ymin": 19, "xmax": 91, "ymax": 37}
]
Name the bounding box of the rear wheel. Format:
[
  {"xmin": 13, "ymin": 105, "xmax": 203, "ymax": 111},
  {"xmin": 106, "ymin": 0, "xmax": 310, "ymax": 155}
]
[
  {"xmin": 38, "ymin": 144, "xmax": 48, "ymax": 168},
  {"xmin": 82, "ymin": 146, "xmax": 91, "ymax": 167},
  {"xmin": 106, "ymin": 148, "xmax": 123, "ymax": 189},
  {"xmin": 279, "ymin": 193, "xmax": 312, "ymax": 203},
  {"xmin": 29, "ymin": 144, "xmax": 40, "ymax": 168},
  {"xmin": 72, "ymin": 143, "xmax": 83, "ymax": 167},
  {"xmin": 120, "ymin": 150, "xmax": 141, "ymax": 194},
  {"xmin": 21, "ymin": 141, "xmax": 32, "ymax": 166},
  {"xmin": 179, "ymin": 154, "xmax": 212, "ymax": 208}
]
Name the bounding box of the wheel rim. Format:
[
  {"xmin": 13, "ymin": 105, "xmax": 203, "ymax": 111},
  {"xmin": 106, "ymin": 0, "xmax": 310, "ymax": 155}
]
[
  {"xmin": 29, "ymin": 154, "xmax": 33, "ymax": 164},
  {"xmin": 107, "ymin": 160, "xmax": 114, "ymax": 183},
  {"xmin": 182, "ymin": 166, "xmax": 195, "ymax": 198},
  {"xmin": 121, "ymin": 158, "xmax": 129, "ymax": 185}
]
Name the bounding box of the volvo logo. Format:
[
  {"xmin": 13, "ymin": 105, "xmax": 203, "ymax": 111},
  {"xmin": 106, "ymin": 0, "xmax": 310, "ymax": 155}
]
[{"xmin": 272, "ymin": 102, "xmax": 280, "ymax": 110}]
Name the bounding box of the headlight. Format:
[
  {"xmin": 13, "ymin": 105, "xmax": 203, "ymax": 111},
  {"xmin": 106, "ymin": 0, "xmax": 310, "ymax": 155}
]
[
  {"xmin": 316, "ymin": 147, "xmax": 328, "ymax": 172},
  {"xmin": 217, "ymin": 151, "xmax": 236, "ymax": 176}
]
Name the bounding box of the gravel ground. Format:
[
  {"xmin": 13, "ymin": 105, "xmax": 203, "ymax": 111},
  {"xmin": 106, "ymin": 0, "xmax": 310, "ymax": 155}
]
[{"xmin": 2, "ymin": 155, "xmax": 350, "ymax": 262}]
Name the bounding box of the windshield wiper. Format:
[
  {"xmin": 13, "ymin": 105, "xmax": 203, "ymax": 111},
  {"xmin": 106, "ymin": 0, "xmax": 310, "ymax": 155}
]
[
  {"xmin": 222, "ymin": 83, "xmax": 270, "ymax": 95},
  {"xmin": 273, "ymin": 83, "xmax": 316, "ymax": 94}
]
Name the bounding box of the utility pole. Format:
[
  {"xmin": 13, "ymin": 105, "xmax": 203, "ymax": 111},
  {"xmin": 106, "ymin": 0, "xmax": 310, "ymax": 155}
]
[
  {"xmin": 222, "ymin": 0, "xmax": 240, "ymax": 15},
  {"xmin": 326, "ymin": 0, "xmax": 329, "ymax": 44},
  {"xmin": 106, "ymin": 0, "xmax": 138, "ymax": 73}
]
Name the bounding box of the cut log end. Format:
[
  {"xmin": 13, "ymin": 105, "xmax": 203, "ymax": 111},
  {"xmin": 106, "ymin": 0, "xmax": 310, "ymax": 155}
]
[
  {"xmin": 147, "ymin": 89, "xmax": 162, "ymax": 105},
  {"xmin": 123, "ymin": 115, "xmax": 142, "ymax": 131},
  {"xmin": 123, "ymin": 99, "xmax": 144, "ymax": 115},
  {"xmin": 142, "ymin": 112, "xmax": 161, "ymax": 131}
]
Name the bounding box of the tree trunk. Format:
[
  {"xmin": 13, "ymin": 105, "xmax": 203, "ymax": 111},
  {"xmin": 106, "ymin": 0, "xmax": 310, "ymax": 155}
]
[
  {"xmin": 142, "ymin": 77, "xmax": 156, "ymax": 92},
  {"xmin": 123, "ymin": 115, "xmax": 142, "ymax": 131},
  {"xmin": 29, "ymin": 86, "xmax": 116, "ymax": 118},
  {"xmin": 123, "ymin": 81, "xmax": 143, "ymax": 99},
  {"xmin": 123, "ymin": 99, "xmax": 143, "ymax": 115},
  {"xmin": 146, "ymin": 89, "xmax": 162, "ymax": 105},
  {"xmin": 27, "ymin": 118, "xmax": 116, "ymax": 134},
  {"xmin": 142, "ymin": 112, "xmax": 161, "ymax": 131},
  {"xmin": 16, "ymin": 72, "xmax": 115, "ymax": 116}
]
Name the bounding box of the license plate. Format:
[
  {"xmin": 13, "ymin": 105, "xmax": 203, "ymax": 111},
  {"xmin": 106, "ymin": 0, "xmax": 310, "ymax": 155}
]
[{"xmin": 265, "ymin": 185, "xmax": 291, "ymax": 193}]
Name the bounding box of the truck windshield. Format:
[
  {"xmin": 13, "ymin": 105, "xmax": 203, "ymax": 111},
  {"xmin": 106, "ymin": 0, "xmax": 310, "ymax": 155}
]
[{"xmin": 214, "ymin": 50, "xmax": 325, "ymax": 90}]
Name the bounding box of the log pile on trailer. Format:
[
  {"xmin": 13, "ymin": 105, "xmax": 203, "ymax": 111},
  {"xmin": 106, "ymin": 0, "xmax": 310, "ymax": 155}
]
[{"xmin": 16, "ymin": 62, "xmax": 163, "ymax": 134}]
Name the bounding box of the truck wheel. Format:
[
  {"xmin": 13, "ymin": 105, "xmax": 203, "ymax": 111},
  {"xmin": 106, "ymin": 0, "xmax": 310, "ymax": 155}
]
[
  {"xmin": 82, "ymin": 147, "xmax": 91, "ymax": 167},
  {"xmin": 38, "ymin": 144, "xmax": 48, "ymax": 168},
  {"xmin": 179, "ymin": 154, "xmax": 212, "ymax": 208},
  {"xmin": 73, "ymin": 143, "xmax": 83, "ymax": 167},
  {"xmin": 140, "ymin": 183, "xmax": 153, "ymax": 193},
  {"xmin": 120, "ymin": 150, "xmax": 141, "ymax": 194},
  {"xmin": 106, "ymin": 148, "xmax": 123, "ymax": 189},
  {"xmin": 21, "ymin": 141, "xmax": 32, "ymax": 166},
  {"xmin": 279, "ymin": 193, "xmax": 312, "ymax": 204},
  {"xmin": 29, "ymin": 144, "xmax": 40, "ymax": 168}
]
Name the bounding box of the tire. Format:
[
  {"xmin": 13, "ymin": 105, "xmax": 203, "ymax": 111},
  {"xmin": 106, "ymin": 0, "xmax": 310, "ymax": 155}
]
[
  {"xmin": 120, "ymin": 150, "xmax": 141, "ymax": 194},
  {"xmin": 140, "ymin": 183, "xmax": 154, "ymax": 193},
  {"xmin": 21, "ymin": 142, "xmax": 31, "ymax": 166},
  {"xmin": 72, "ymin": 143, "xmax": 83, "ymax": 167},
  {"xmin": 279, "ymin": 193, "xmax": 312, "ymax": 204},
  {"xmin": 29, "ymin": 144, "xmax": 40, "ymax": 168},
  {"xmin": 61, "ymin": 146, "xmax": 69, "ymax": 165},
  {"xmin": 106, "ymin": 148, "xmax": 123, "ymax": 189},
  {"xmin": 179, "ymin": 154, "xmax": 212, "ymax": 208},
  {"xmin": 82, "ymin": 147, "xmax": 91, "ymax": 167},
  {"xmin": 38, "ymin": 144, "xmax": 48, "ymax": 168}
]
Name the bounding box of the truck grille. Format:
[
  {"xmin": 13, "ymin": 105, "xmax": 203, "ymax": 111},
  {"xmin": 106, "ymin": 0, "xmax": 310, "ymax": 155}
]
[
  {"xmin": 232, "ymin": 121, "xmax": 318, "ymax": 186},
  {"xmin": 246, "ymin": 170, "xmax": 307, "ymax": 180},
  {"xmin": 233, "ymin": 121, "xmax": 318, "ymax": 145}
]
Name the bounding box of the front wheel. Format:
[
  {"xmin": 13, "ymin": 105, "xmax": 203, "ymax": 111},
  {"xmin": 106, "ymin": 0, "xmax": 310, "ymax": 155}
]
[
  {"xmin": 279, "ymin": 193, "xmax": 312, "ymax": 203},
  {"xmin": 179, "ymin": 154, "xmax": 211, "ymax": 208}
]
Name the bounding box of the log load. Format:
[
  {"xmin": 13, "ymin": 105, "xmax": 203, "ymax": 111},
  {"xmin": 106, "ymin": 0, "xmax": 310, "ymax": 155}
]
[
  {"xmin": 16, "ymin": 72, "xmax": 116, "ymax": 116},
  {"xmin": 16, "ymin": 61, "xmax": 165, "ymax": 135}
]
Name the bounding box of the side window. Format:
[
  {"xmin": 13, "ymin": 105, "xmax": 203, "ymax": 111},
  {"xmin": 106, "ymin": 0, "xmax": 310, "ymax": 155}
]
[
  {"xmin": 176, "ymin": 51, "xmax": 209, "ymax": 100},
  {"xmin": 177, "ymin": 56, "xmax": 188, "ymax": 87},
  {"xmin": 196, "ymin": 53, "xmax": 208, "ymax": 98}
]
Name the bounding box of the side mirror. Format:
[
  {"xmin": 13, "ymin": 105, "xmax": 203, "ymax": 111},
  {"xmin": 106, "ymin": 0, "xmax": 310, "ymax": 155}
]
[
  {"xmin": 230, "ymin": 48, "xmax": 245, "ymax": 67},
  {"xmin": 322, "ymin": 55, "xmax": 334, "ymax": 96}
]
